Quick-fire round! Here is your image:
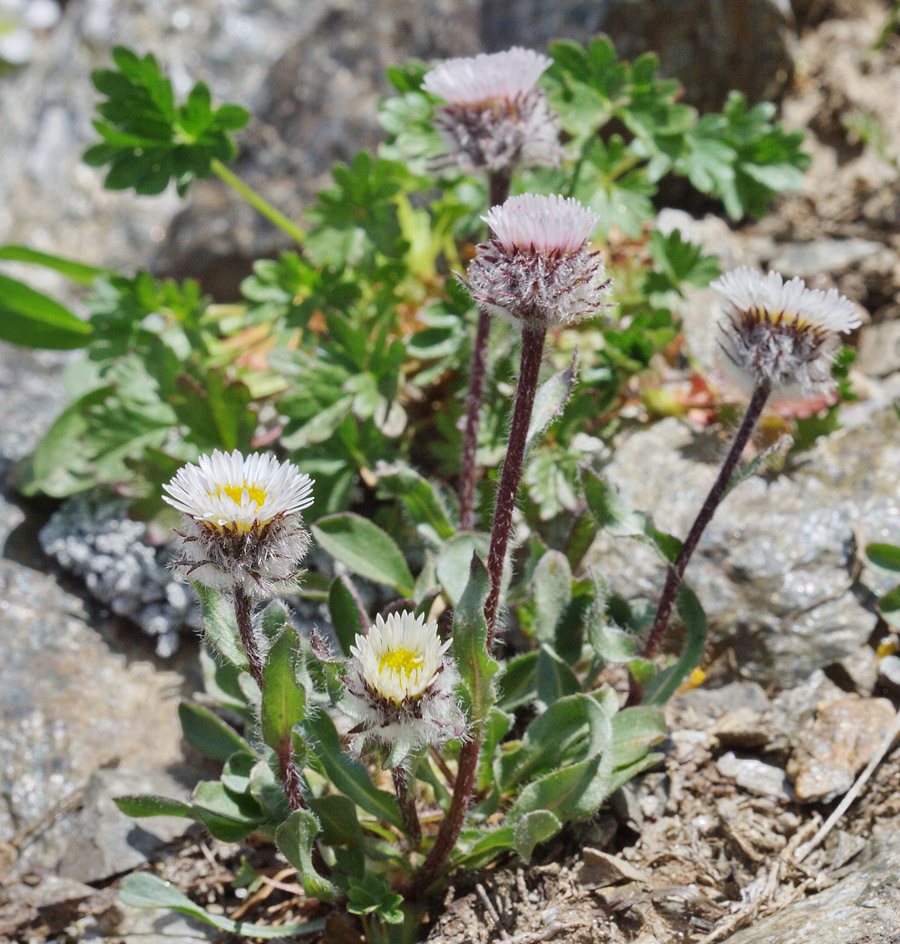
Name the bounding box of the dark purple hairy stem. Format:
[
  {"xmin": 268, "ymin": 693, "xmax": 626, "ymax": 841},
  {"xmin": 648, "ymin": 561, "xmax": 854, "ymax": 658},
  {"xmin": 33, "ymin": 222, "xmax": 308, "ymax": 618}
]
[
  {"xmin": 458, "ymin": 167, "xmax": 512, "ymax": 531},
  {"xmin": 642, "ymin": 381, "xmax": 771, "ymax": 661}
]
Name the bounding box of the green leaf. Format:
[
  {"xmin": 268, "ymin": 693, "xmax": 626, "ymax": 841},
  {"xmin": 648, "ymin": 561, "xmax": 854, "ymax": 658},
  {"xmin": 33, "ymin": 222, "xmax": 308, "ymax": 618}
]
[
  {"xmin": 514, "ymin": 810, "xmax": 562, "ymax": 863},
  {"xmin": 0, "ymin": 273, "xmax": 93, "ymax": 349},
  {"xmin": 0, "ymin": 245, "xmax": 109, "ymax": 285},
  {"xmin": 525, "ymin": 355, "xmax": 577, "ymax": 456},
  {"xmin": 500, "ymin": 693, "xmax": 610, "ymax": 790},
  {"xmin": 531, "ymin": 551, "xmax": 572, "ymax": 646},
  {"xmin": 507, "ymin": 754, "xmax": 605, "ymax": 825},
  {"xmin": 307, "ymin": 794, "xmax": 363, "ymax": 847},
  {"xmin": 452, "ymin": 554, "xmax": 499, "ymax": 725},
  {"xmin": 583, "ymin": 468, "xmax": 681, "ymax": 562},
  {"xmin": 328, "ymin": 575, "xmax": 369, "ymax": 656},
  {"xmin": 190, "ymin": 582, "xmax": 249, "ymax": 669},
  {"xmin": 346, "ymin": 873, "xmax": 405, "ymax": 925},
  {"xmin": 261, "ymin": 627, "xmax": 307, "ymax": 753},
  {"xmin": 610, "ymin": 706, "xmax": 666, "ymax": 768},
  {"xmin": 867, "ymin": 543, "xmax": 900, "ymax": 573},
  {"xmin": 303, "ymin": 711, "xmax": 404, "ymax": 830},
  {"xmin": 178, "ymin": 702, "xmax": 254, "ymax": 762},
  {"xmin": 120, "ymin": 873, "xmax": 324, "ymax": 939},
  {"xmin": 496, "ymin": 651, "xmax": 538, "ymax": 712},
  {"xmin": 86, "ymin": 46, "xmax": 249, "ymax": 196},
  {"xmin": 190, "ymin": 780, "xmax": 266, "ymax": 841},
  {"xmin": 275, "ymin": 810, "xmax": 334, "ymax": 900},
  {"xmin": 536, "ymin": 644, "xmax": 581, "ymax": 706},
  {"xmin": 642, "ymin": 585, "xmax": 708, "ymax": 706},
  {"xmin": 878, "ymin": 584, "xmax": 900, "ymax": 628},
  {"xmin": 453, "ymin": 826, "xmax": 516, "ymax": 869},
  {"xmin": 114, "ymin": 794, "xmax": 195, "ymax": 819},
  {"xmin": 436, "ymin": 532, "xmax": 491, "ymax": 607},
  {"xmin": 376, "ymin": 461, "xmax": 455, "ymax": 545},
  {"xmin": 312, "ymin": 514, "xmax": 415, "ymax": 596}
]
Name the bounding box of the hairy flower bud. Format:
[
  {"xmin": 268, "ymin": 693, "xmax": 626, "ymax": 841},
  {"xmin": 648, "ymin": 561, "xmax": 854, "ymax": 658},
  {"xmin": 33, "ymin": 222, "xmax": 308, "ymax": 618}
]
[
  {"xmin": 341, "ymin": 611, "xmax": 466, "ymax": 758},
  {"xmin": 163, "ymin": 449, "xmax": 314, "ymax": 597},
  {"xmin": 464, "ymin": 193, "xmax": 612, "ymax": 327},
  {"xmin": 422, "ymin": 47, "xmax": 562, "ymax": 175},
  {"xmin": 712, "ymin": 267, "xmax": 861, "ymax": 395}
]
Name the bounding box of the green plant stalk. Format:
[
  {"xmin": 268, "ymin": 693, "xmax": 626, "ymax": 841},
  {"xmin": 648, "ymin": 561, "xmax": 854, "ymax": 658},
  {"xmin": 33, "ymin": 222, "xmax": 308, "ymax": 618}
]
[
  {"xmin": 641, "ymin": 380, "xmax": 771, "ymax": 660},
  {"xmin": 458, "ymin": 167, "xmax": 512, "ymax": 531},
  {"xmin": 233, "ymin": 587, "xmax": 305, "ymax": 811},
  {"xmin": 416, "ymin": 323, "xmax": 547, "ymax": 893},
  {"xmin": 210, "ymin": 159, "xmax": 305, "ymax": 245}
]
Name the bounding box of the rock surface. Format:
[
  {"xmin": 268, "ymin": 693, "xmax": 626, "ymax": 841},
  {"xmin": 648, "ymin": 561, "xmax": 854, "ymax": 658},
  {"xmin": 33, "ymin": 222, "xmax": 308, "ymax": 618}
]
[
  {"xmin": 0, "ymin": 343, "xmax": 193, "ymax": 877},
  {"xmin": 723, "ymin": 830, "xmax": 900, "ymax": 944},
  {"xmin": 587, "ymin": 405, "xmax": 900, "ymax": 685}
]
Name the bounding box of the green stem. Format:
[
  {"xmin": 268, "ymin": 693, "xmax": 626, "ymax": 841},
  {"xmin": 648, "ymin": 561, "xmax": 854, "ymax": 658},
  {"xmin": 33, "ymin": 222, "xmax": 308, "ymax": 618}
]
[{"xmin": 210, "ymin": 158, "xmax": 305, "ymax": 245}]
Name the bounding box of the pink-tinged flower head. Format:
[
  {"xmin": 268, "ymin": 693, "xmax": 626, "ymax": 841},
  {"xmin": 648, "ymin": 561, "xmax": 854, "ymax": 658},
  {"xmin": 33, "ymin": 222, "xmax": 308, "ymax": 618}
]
[
  {"xmin": 163, "ymin": 449, "xmax": 314, "ymax": 597},
  {"xmin": 464, "ymin": 193, "xmax": 612, "ymax": 328},
  {"xmin": 422, "ymin": 47, "xmax": 562, "ymax": 174},
  {"xmin": 712, "ymin": 267, "xmax": 861, "ymax": 395},
  {"xmin": 422, "ymin": 47, "xmax": 552, "ymax": 104}
]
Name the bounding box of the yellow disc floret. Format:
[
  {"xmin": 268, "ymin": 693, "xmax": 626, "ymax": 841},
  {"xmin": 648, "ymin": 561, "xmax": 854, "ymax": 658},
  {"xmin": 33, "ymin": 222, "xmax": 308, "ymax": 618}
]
[{"xmin": 215, "ymin": 482, "xmax": 268, "ymax": 508}]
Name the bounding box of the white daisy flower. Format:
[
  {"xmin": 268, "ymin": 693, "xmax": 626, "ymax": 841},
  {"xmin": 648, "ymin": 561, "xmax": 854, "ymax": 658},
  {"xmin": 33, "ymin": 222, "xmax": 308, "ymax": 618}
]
[
  {"xmin": 464, "ymin": 193, "xmax": 612, "ymax": 327},
  {"xmin": 163, "ymin": 449, "xmax": 314, "ymax": 596},
  {"xmin": 422, "ymin": 47, "xmax": 562, "ymax": 175},
  {"xmin": 341, "ymin": 612, "xmax": 466, "ymax": 757},
  {"xmin": 712, "ymin": 267, "xmax": 861, "ymax": 394}
]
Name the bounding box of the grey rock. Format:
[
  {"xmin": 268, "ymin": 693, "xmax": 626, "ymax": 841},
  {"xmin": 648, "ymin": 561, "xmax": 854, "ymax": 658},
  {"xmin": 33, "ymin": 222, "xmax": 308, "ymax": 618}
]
[
  {"xmin": 770, "ymin": 669, "xmax": 845, "ymax": 749},
  {"xmin": 856, "ymin": 320, "xmax": 900, "ymax": 378},
  {"xmin": 57, "ymin": 768, "xmax": 195, "ymax": 883},
  {"xmin": 156, "ymin": 0, "xmax": 480, "ymax": 296},
  {"xmin": 824, "ymin": 645, "xmax": 879, "ymax": 696},
  {"xmin": 767, "ymin": 238, "xmax": 887, "ymax": 279},
  {"xmin": 482, "ymin": 0, "xmax": 794, "ymax": 113},
  {"xmin": 39, "ymin": 494, "xmax": 199, "ymax": 657},
  {"xmin": 587, "ymin": 408, "xmax": 900, "ymax": 685},
  {"xmin": 877, "ymin": 653, "xmax": 900, "ymax": 696},
  {"xmin": 722, "ymin": 830, "xmax": 900, "ymax": 944},
  {"xmin": 672, "ymin": 681, "xmax": 772, "ymax": 729},
  {"xmin": 716, "ymin": 752, "xmax": 794, "ymax": 800}
]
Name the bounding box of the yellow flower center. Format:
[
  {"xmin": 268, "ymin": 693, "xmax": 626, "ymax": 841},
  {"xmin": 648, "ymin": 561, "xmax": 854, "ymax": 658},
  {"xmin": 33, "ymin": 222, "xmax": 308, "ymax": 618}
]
[
  {"xmin": 212, "ymin": 482, "xmax": 268, "ymax": 508},
  {"xmin": 378, "ymin": 647, "xmax": 423, "ymax": 679}
]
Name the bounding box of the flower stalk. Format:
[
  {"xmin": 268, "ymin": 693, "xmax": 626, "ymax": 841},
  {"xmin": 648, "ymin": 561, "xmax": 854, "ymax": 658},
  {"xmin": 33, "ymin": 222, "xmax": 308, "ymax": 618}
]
[
  {"xmin": 642, "ymin": 380, "xmax": 771, "ymax": 660},
  {"xmin": 458, "ymin": 167, "xmax": 512, "ymax": 531}
]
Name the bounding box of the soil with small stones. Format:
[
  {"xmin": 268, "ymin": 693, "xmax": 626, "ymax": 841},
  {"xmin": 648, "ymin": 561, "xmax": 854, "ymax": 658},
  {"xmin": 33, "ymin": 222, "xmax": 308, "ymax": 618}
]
[{"xmin": 4, "ymin": 2, "xmax": 900, "ymax": 943}]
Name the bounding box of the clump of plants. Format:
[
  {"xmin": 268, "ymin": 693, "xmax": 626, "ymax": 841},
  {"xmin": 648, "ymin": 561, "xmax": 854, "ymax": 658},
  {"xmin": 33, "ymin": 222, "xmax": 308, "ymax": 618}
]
[{"xmin": 0, "ymin": 37, "xmax": 860, "ymax": 943}]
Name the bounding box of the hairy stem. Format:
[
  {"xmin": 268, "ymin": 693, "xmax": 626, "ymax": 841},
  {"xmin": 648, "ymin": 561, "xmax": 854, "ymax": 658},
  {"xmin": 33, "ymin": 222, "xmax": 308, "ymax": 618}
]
[
  {"xmin": 642, "ymin": 381, "xmax": 771, "ymax": 660},
  {"xmin": 415, "ymin": 324, "xmax": 547, "ymax": 893},
  {"xmin": 393, "ymin": 766, "xmax": 422, "ymax": 849},
  {"xmin": 458, "ymin": 168, "xmax": 512, "ymax": 531},
  {"xmin": 211, "ymin": 158, "xmax": 305, "ymax": 245},
  {"xmin": 484, "ymin": 324, "xmax": 547, "ymax": 644},
  {"xmin": 276, "ymin": 742, "xmax": 307, "ymax": 811},
  {"xmin": 232, "ymin": 587, "xmax": 264, "ymax": 689}
]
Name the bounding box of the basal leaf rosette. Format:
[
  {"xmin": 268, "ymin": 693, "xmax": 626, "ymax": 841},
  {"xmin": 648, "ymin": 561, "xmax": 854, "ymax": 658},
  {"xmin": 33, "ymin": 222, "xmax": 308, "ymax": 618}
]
[
  {"xmin": 341, "ymin": 611, "xmax": 466, "ymax": 760},
  {"xmin": 163, "ymin": 449, "xmax": 314, "ymax": 597},
  {"xmin": 712, "ymin": 267, "xmax": 861, "ymax": 396},
  {"xmin": 422, "ymin": 47, "xmax": 562, "ymax": 175}
]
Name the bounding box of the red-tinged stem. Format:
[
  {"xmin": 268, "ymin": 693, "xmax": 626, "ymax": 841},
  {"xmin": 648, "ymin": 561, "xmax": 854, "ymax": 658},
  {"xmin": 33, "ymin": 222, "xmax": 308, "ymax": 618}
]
[
  {"xmin": 393, "ymin": 766, "xmax": 422, "ymax": 849},
  {"xmin": 414, "ymin": 324, "xmax": 547, "ymax": 893},
  {"xmin": 641, "ymin": 381, "xmax": 771, "ymax": 660},
  {"xmin": 458, "ymin": 168, "xmax": 512, "ymax": 531},
  {"xmin": 233, "ymin": 587, "xmax": 264, "ymax": 689},
  {"xmin": 276, "ymin": 742, "xmax": 307, "ymax": 811},
  {"xmin": 484, "ymin": 324, "xmax": 547, "ymax": 645}
]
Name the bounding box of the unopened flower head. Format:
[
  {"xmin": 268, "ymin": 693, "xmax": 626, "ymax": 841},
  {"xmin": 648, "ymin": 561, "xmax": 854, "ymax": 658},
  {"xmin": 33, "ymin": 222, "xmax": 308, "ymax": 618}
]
[
  {"xmin": 422, "ymin": 47, "xmax": 562, "ymax": 174},
  {"xmin": 712, "ymin": 267, "xmax": 861, "ymax": 395},
  {"xmin": 341, "ymin": 611, "xmax": 466, "ymax": 755},
  {"xmin": 163, "ymin": 449, "xmax": 314, "ymax": 596},
  {"xmin": 464, "ymin": 193, "xmax": 612, "ymax": 327}
]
